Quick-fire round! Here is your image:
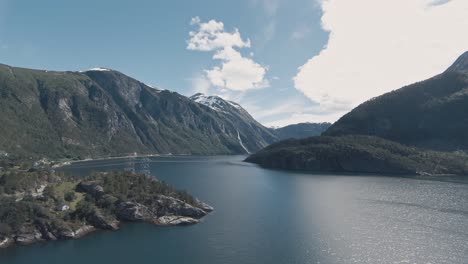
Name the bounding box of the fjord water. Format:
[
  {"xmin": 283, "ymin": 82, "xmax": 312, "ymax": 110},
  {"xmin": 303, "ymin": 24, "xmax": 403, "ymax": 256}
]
[{"xmin": 2, "ymin": 156, "xmax": 468, "ymax": 264}]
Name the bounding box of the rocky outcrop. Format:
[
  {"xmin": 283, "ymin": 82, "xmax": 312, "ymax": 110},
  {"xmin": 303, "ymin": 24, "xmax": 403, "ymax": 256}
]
[
  {"xmin": 154, "ymin": 195, "xmax": 208, "ymax": 218},
  {"xmin": 156, "ymin": 216, "xmax": 199, "ymax": 226},
  {"xmin": 75, "ymin": 180, "xmax": 212, "ymax": 228},
  {"xmin": 74, "ymin": 225, "xmax": 96, "ymax": 238},
  {"xmin": 117, "ymin": 202, "xmax": 156, "ymax": 221},
  {"xmin": 15, "ymin": 231, "xmax": 42, "ymax": 245},
  {"xmin": 195, "ymin": 199, "xmax": 214, "ymax": 212},
  {"xmin": 0, "ymin": 173, "xmax": 213, "ymax": 250},
  {"xmin": 4, "ymin": 221, "xmax": 99, "ymax": 249},
  {"xmin": 34, "ymin": 219, "xmax": 57, "ymax": 240},
  {"xmin": 34, "ymin": 218, "xmax": 76, "ymax": 240},
  {"xmin": 86, "ymin": 211, "xmax": 119, "ymax": 230},
  {"xmin": 116, "ymin": 199, "xmax": 211, "ymax": 226},
  {"xmin": 0, "ymin": 237, "xmax": 13, "ymax": 249}
]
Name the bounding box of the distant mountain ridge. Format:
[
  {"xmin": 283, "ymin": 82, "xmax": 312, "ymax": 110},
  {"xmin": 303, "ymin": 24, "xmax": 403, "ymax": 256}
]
[
  {"xmin": 272, "ymin": 122, "xmax": 331, "ymax": 140},
  {"xmin": 0, "ymin": 64, "xmax": 276, "ymax": 159},
  {"xmin": 189, "ymin": 94, "xmax": 331, "ymax": 142}
]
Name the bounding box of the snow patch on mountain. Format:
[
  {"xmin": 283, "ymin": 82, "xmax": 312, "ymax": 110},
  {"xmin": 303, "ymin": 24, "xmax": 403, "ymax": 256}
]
[
  {"xmin": 81, "ymin": 67, "xmax": 111, "ymax": 72},
  {"xmin": 190, "ymin": 93, "xmax": 242, "ymax": 113},
  {"xmin": 226, "ymin": 100, "xmax": 242, "ymax": 110}
]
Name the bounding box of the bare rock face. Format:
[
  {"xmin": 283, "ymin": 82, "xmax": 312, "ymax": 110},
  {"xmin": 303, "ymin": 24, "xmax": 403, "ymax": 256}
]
[
  {"xmin": 117, "ymin": 202, "xmax": 156, "ymax": 222},
  {"xmin": 15, "ymin": 231, "xmax": 42, "ymax": 245},
  {"xmin": 0, "ymin": 237, "xmax": 14, "ymax": 249},
  {"xmin": 156, "ymin": 216, "xmax": 199, "ymax": 226},
  {"xmin": 58, "ymin": 229, "xmax": 76, "ymax": 239},
  {"xmin": 195, "ymin": 199, "xmax": 214, "ymax": 212},
  {"xmin": 34, "ymin": 218, "xmax": 77, "ymax": 240},
  {"xmin": 116, "ymin": 199, "xmax": 211, "ymax": 225},
  {"xmin": 74, "ymin": 225, "xmax": 96, "ymax": 238},
  {"xmin": 34, "ymin": 219, "xmax": 57, "ymax": 240},
  {"xmin": 86, "ymin": 211, "xmax": 119, "ymax": 230},
  {"xmin": 154, "ymin": 195, "xmax": 208, "ymax": 218}
]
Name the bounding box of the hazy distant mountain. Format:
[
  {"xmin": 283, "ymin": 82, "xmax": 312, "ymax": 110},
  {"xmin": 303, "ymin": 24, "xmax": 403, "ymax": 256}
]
[
  {"xmin": 325, "ymin": 51, "xmax": 468, "ymax": 151},
  {"xmin": 189, "ymin": 94, "xmax": 330, "ymax": 143},
  {"xmin": 273, "ymin": 122, "xmax": 331, "ymax": 140},
  {"xmin": 0, "ymin": 64, "xmax": 276, "ymax": 159}
]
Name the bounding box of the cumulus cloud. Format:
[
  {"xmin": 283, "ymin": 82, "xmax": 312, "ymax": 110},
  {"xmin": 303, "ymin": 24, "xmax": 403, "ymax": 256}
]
[
  {"xmin": 188, "ymin": 17, "xmax": 269, "ymax": 92},
  {"xmin": 294, "ymin": 0, "xmax": 468, "ymax": 120},
  {"xmin": 241, "ymin": 94, "xmax": 345, "ymax": 127},
  {"xmin": 187, "ymin": 18, "xmax": 251, "ymax": 51}
]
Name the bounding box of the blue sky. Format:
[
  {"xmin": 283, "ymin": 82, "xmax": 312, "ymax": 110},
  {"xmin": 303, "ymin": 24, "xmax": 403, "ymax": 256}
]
[
  {"xmin": 0, "ymin": 0, "xmax": 327, "ymax": 126},
  {"xmin": 1, "ymin": 0, "xmax": 466, "ymax": 127}
]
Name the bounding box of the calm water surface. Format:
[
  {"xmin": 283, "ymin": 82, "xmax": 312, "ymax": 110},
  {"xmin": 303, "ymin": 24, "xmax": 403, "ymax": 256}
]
[{"xmin": 1, "ymin": 156, "xmax": 468, "ymax": 264}]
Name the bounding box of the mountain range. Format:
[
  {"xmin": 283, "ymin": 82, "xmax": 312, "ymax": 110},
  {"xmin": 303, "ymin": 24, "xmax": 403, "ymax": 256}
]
[
  {"xmin": 0, "ymin": 65, "xmax": 278, "ymax": 159},
  {"xmin": 272, "ymin": 122, "xmax": 331, "ymax": 140}
]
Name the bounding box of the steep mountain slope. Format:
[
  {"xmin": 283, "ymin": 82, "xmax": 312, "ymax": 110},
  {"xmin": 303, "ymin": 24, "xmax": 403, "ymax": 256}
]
[
  {"xmin": 273, "ymin": 122, "xmax": 331, "ymax": 140},
  {"xmin": 247, "ymin": 51, "xmax": 468, "ymax": 175},
  {"xmin": 189, "ymin": 93, "xmax": 277, "ymax": 154},
  {"xmin": 189, "ymin": 93, "xmax": 277, "ymax": 153},
  {"xmin": 0, "ymin": 64, "xmax": 276, "ymax": 158},
  {"xmin": 325, "ymin": 51, "xmax": 468, "ymax": 151}
]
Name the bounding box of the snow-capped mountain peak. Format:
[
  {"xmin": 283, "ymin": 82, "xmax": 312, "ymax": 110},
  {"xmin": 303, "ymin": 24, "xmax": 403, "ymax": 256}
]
[
  {"xmin": 79, "ymin": 67, "xmax": 112, "ymax": 73},
  {"xmin": 190, "ymin": 93, "xmax": 244, "ymax": 113}
]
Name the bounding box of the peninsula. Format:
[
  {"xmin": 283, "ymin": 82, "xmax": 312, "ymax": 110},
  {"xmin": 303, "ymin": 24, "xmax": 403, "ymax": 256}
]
[{"xmin": 0, "ymin": 161, "xmax": 213, "ymax": 249}]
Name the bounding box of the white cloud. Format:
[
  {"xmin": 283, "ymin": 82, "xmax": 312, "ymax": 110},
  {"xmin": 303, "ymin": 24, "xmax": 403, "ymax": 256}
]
[
  {"xmin": 429, "ymin": 0, "xmax": 451, "ymax": 6},
  {"xmin": 188, "ymin": 17, "xmax": 269, "ymax": 92},
  {"xmin": 190, "ymin": 75, "xmax": 211, "ymax": 94},
  {"xmin": 187, "ymin": 17, "xmax": 251, "ymax": 52},
  {"xmin": 243, "ymin": 94, "xmax": 346, "ymax": 127},
  {"xmin": 294, "ymin": 0, "xmax": 468, "ymax": 120},
  {"xmin": 190, "ymin": 16, "xmax": 201, "ymax": 25},
  {"xmin": 262, "ymin": 112, "xmax": 340, "ymax": 128}
]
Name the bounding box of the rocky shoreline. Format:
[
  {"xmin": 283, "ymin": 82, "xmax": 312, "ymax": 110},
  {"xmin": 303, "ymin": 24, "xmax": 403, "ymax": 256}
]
[
  {"xmin": 0, "ymin": 170, "xmax": 213, "ymax": 250},
  {"xmin": 0, "ymin": 204, "xmax": 213, "ymax": 250}
]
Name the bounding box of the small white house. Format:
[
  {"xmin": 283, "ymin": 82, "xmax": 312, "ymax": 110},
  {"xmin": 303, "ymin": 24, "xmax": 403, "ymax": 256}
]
[{"xmin": 57, "ymin": 204, "xmax": 70, "ymax": 211}]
